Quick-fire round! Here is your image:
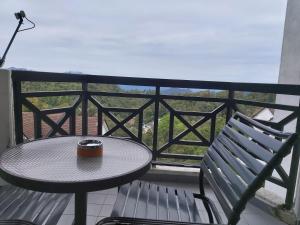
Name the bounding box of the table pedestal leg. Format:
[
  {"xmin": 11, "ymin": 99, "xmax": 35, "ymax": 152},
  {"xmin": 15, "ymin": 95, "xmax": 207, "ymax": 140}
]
[{"xmin": 75, "ymin": 192, "xmax": 87, "ymax": 225}]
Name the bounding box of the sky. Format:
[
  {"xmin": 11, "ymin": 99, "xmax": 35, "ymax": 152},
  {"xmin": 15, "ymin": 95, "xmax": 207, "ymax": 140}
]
[{"xmin": 0, "ymin": 0, "xmax": 287, "ymax": 83}]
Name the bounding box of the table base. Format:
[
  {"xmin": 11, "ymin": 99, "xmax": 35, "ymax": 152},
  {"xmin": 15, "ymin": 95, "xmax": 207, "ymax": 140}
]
[{"xmin": 75, "ymin": 192, "xmax": 87, "ymax": 225}]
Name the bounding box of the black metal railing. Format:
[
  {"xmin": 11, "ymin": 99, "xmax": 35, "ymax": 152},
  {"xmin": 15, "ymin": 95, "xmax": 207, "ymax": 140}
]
[{"xmin": 11, "ymin": 70, "xmax": 300, "ymax": 209}]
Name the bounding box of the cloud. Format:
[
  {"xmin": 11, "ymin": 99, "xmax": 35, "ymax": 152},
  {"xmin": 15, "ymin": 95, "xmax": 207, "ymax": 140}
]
[{"xmin": 0, "ymin": 0, "xmax": 286, "ymax": 83}]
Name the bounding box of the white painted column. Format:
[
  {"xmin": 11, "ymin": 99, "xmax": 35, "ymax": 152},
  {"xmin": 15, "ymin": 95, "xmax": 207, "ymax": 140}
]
[
  {"xmin": 0, "ymin": 69, "xmax": 14, "ymax": 185},
  {"xmin": 273, "ymin": 0, "xmax": 300, "ymax": 218},
  {"xmin": 278, "ymin": 0, "xmax": 300, "ymax": 86}
]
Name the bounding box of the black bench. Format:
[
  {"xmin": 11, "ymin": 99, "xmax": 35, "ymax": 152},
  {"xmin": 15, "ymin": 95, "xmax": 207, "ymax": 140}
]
[
  {"xmin": 0, "ymin": 185, "xmax": 71, "ymax": 225},
  {"xmin": 108, "ymin": 112, "xmax": 297, "ymax": 225}
]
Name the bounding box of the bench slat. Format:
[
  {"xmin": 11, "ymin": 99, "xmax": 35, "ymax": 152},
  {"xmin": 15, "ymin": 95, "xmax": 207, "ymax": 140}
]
[
  {"xmin": 135, "ymin": 182, "xmax": 149, "ymax": 219},
  {"xmin": 11, "ymin": 192, "xmax": 48, "ymax": 221},
  {"xmin": 111, "ymin": 183, "xmax": 131, "ymax": 217},
  {"xmin": 234, "ymin": 112, "xmax": 290, "ymax": 138},
  {"xmin": 204, "ymin": 155, "xmax": 239, "ymax": 207},
  {"xmin": 1, "ymin": 191, "xmax": 37, "ymax": 218},
  {"xmin": 32, "ymin": 195, "xmax": 60, "ymax": 225},
  {"xmin": 158, "ymin": 186, "xmax": 168, "ymax": 221},
  {"xmin": 223, "ymin": 126, "xmax": 272, "ymax": 162},
  {"xmin": 229, "ymin": 118, "xmax": 282, "ymax": 152},
  {"xmin": 184, "ymin": 191, "xmax": 202, "ymax": 223},
  {"xmin": 0, "ymin": 186, "xmax": 17, "ymax": 199},
  {"xmin": 147, "ymin": 184, "xmax": 158, "ymax": 219},
  {"xmin": 167, "ymin": 187, "xmax": 179, "ymax": 221},
  {"xmin": 217, "ymin": 134, "xmax": 264, "ymax": 175},
  {"xmin": 176, "ymin": 189, "xmax": 191, "ymax": 222},
  {"xmin": 207, "ymin": 149, "xmax": 247, "ymax": 196},
  {"xmin": 200, "ymin": 163, "xmax": 232, "ymax": 218},
  {"xmin": 213, "ymin": 139, "xmax": 255, "ymax": 184},
  {"xmin": 24, "ymin": 192, "xmax": 51, "ymax": 221},
  {"xmin": 41, "ymin": 194, "xmax": 73, "ymax": 225},
  {"xmin": 0, "ymin": 186, "xmax": 71, "ymax": 225},
  {"xmin": 0, "ymin": 188, "xmax": 27, "ymax": 215},
  {"xmin": 124, "ymin": 181, "xmax": 140, "ymax": 218}
]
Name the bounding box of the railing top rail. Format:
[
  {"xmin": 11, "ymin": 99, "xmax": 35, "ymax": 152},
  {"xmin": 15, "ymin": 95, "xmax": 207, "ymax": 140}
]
[{"xmin": 11, "ymin": 70, "xmax": 300, "ymax": 95}]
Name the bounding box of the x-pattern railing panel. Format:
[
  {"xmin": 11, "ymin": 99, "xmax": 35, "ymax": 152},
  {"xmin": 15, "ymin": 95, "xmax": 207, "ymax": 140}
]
[
  {"xmin": 20, "ymin": 93, "xmax": 82, "ymax": 139},
  {"xmin": 88, "ymin": 95, "xmax": 155, "ymax": 142},
  {"xmin": 157, "ymin": 101, "xmax": 227, "ymax": 159}
]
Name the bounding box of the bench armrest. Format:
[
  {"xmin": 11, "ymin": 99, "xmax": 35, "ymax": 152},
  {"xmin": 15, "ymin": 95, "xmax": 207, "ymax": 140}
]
[
  {"xmin": 193, "ymin": 193, "xmax": 224, "ymax": 224},
  {"xmin": 96, "ymin": 217, "xmax": 224, "ymax": 225}
]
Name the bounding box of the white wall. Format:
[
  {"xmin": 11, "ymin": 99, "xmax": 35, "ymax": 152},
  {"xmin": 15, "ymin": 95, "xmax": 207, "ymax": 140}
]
[
  {"xmin": 278, "ymin": 0, "xmax": 300, "ymax": 86},
  {"xmin": 273, "ymin": 0, "xmax": 300, "ymax": 217},
  {"xmin": 0, "ymin": 69, "xmax": 14, "ymax": 151},
  {"xmin": 0, "ymin": 69, "xmax": 14, "ymax": 185}
]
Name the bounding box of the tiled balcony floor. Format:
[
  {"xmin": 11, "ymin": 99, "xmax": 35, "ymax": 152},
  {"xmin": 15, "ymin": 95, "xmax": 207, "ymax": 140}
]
[{"xmin": 57, "ymin": 181, "xmax": 287, "ymax": 225}]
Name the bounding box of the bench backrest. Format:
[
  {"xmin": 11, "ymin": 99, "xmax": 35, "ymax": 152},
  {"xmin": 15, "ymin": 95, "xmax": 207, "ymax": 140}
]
[{"xmin": 201, "ymin": 112, "xmax": 297, "ymax": 225}]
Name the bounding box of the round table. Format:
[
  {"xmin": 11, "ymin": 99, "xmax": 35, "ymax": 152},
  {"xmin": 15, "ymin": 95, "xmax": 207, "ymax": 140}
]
[{"xmin": 0, "ymin": 136, "xmax": 152, "ymax": 225}]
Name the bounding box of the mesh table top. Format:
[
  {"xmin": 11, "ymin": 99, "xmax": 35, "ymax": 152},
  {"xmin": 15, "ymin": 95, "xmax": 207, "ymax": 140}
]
[{"xmin": 0, "ymin": 136, "xmax": 152, "ymax": 193}]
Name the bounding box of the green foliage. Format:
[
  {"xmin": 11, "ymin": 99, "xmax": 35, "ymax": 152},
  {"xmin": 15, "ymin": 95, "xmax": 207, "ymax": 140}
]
[
  {"xmin": 156, "ymin": 114, "xmax": 226, "ymax": 163},
  {"xmin": 22, "ymin": 82, "xmax": 81, "ymax": 111}
]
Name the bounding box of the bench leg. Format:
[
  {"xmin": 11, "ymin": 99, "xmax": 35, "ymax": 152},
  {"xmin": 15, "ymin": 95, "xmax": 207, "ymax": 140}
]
[{"xmin": 75, "ymin": 192, "xmax": 87, "ymax": 225}]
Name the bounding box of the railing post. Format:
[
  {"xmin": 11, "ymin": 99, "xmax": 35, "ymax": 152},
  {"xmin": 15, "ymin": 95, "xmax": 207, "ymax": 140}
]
[
  {"xmin": 210, "ymin": 115, "xmax": 216, "ymax": 144},
  {"xmin": 13, "ymin": 79, "xmax": 23, "ymax": 144},
  {"xmin": 138, "ymin": 111, "xmax": 143, "ymax": 142},
  {"xmin": 33, "ymin": 113, "xmax": 42, "ymax": 139},
  {"xmin": 97, "ymin": 109, "xmax": 102, "ymax": 136},
  {"xmin": 69, "ymin": 110, "xmax": 76, "ymax": 135},
  {"xmin": 152, "ymin": 86, "xmax": 160, "ymax": 161},
  {"xmin": 285, "ymin": 101, "xmax": 300, "ymax": 209},
  {"xmin": 226, "ymin": 89, "xmax": 234, "ymax": 122},
  {"xmin": 169, "ymin": 112, "xmax": 174, "ymax": 142},
  {"xmin": 82, "ymin": 82, "xmax": 88, "ymax": 136}
]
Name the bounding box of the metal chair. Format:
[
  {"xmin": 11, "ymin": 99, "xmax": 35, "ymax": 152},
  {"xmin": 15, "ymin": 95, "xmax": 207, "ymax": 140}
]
[{"xmin": 109, "ymin": 112, "xmax": 297, "ymax": 225}]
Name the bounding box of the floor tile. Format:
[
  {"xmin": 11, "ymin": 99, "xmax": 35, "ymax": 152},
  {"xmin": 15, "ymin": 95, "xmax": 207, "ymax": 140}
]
[
  {"xmin": 237, "ymin": 216, "xmax": 249, "ymax": 225},
  {"xmin": 88, "ymin": 193, "xmax": 107, "ymax": 204},
  {"xmin": 98, "ymin": 204, "xmax": 114, "ymax": 217},
  {"xmin": 86, "ymin": 216, "xmax": 97, "ymax": 225},
  {"xmin": 104, "ymin": 194, "xmax": 117, "ymax": 205},
  {"xmin": 63, "ymin": 201, "xmax": 74, "ymax": 215},
  {"xmin": 57, "ymin": 214, "xmax": 74, "ymax": 225},
  {"xmin": 87, "ymin": 203, "xmax": 102, "ymax": 216}
]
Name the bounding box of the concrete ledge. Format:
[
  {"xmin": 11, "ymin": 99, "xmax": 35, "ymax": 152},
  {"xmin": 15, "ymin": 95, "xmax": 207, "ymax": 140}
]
[
  {"xmin": 141, "ymin": 167, "xmax": 200, "ymax": 184},
  {"xmin": 253, "ymin": 188, "xmax": 297, "ymax": 225}
]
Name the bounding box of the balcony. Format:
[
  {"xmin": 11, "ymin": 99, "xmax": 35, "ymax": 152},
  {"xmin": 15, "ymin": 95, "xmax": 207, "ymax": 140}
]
[{"xmin": 0, "ymin": 69, "xmax": 299, "ymax": 225}]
